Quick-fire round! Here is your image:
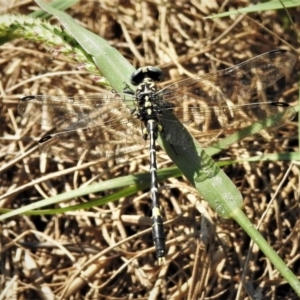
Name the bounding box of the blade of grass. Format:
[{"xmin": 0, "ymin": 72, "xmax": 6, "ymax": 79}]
[
  {"xmin": 30, "ymin": 0, "xmax": 79, "ymax": 19},
  {"xmin": 0, "ymin": 167, "xmax": 181, "ymax": 218},
  {"xmin": 206, "ymin": 0, "xmax": 300, "ymax": 19},
  {"xmin": 217, "ymin": 152, "xmax": 300, "ymax": 167},
  {"xmin": 35, "ymin": 0, "xmax": 136, "ymax": 94},
  {"xmin": 2, "ymin": 149, "xmax": 298, "ymax": 218}
]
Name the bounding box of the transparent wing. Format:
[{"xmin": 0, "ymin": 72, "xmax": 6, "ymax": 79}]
[
  {"xmin": 18, "ymin": 93, "xmax": 147, "ymax": 160},
  {"xmin": 18, "ymin": 93, "xmax": 137, "ymax": 131},
  {"xmin": 157, "ymin": 50, "xmax": 296, "ymax": 146},
  {"xmin": 38, "ymin": 125, "xmax": 146, "ymax": 161}
]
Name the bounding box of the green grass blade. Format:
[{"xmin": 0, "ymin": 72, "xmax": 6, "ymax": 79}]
[
  {"xmin": 35, "ymin": 0, "xmax": 136, "ymax": 93},
  {"xmin": 233, "ymin": 209, "xmax": 300, "ymax": 295},
  {"xmin": 218, "ymin": 152, "xmax": 300, "ymax": 167},
  {"xmin": 206, "ymin": 0, "xmax": 300, "ymax": 19},
  {"xmin": 30, "ymin": 0, "xmax": 79, "ymax": 19},
  {"xmin": 206, "ymin": 104, "xmax": 297, "ymax": 156},
  {"xmin": 0, "ymin": 167, "xmax": 181, "ymax": 219}
]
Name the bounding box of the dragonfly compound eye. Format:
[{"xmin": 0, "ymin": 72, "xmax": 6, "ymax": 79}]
[{"xmin": 130, "ymin": 66, "xmax": 164, "ymax": 85}]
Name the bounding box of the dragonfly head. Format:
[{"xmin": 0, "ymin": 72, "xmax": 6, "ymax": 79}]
[{"xmin": 130, "ymin": 66, "xmax": 164, "ymax": 86}]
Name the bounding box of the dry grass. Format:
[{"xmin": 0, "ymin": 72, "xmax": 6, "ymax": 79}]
[{"xmin": 1, "ymin": 1, "xmax": 299, "ymax": 299}]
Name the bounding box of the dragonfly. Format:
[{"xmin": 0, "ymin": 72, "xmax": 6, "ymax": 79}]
[{"xmin": 18, "ymin": 49, "xmax": 296, "ymax": 264}]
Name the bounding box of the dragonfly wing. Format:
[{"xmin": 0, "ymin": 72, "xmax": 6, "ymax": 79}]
[
  {"xmin": 38, "ymin": 123, "xmax": 146, "ymax": 161},
  {"xmin": 18, "ymin": 93, "xmax": 147, "ymax": 160},
  {"xmin": 18, "ymin": 93, "xmax": 136, "ymax": 131},
  {"xmin": 159, "ymin": 50, "xmax": 296, "ymax": 105},
  {"xmin": 158, "ymin": 50, "xmax": 296, "ymax": 147},
  {"xmin": 161, "ymin": 103, "xmax": 295, "ymax": 149}
]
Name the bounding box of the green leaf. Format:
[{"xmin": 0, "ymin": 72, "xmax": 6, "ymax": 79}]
[
  {"xmin": 206, "ymin": 0, "xmax": 300, "ymax": 19},
  {"xmin": 0, "ymin": 167, "xmax": 181, "ymax": 218},
  {"xmin": 30, "ymin": 0, "xmax": 80, "ymax": 19},
  {"xmin": 35, "ymin": 0, "xmax": 135, "ymax": 93}
]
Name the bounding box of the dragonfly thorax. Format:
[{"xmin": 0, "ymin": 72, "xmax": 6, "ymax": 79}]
[
  {"xmin": 131, "ymin": 66, "xmax": 164, "ymax": 121},
  {"xmin": 135, "ymin": 77, "xmax": 162, "ymax": 123}
]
